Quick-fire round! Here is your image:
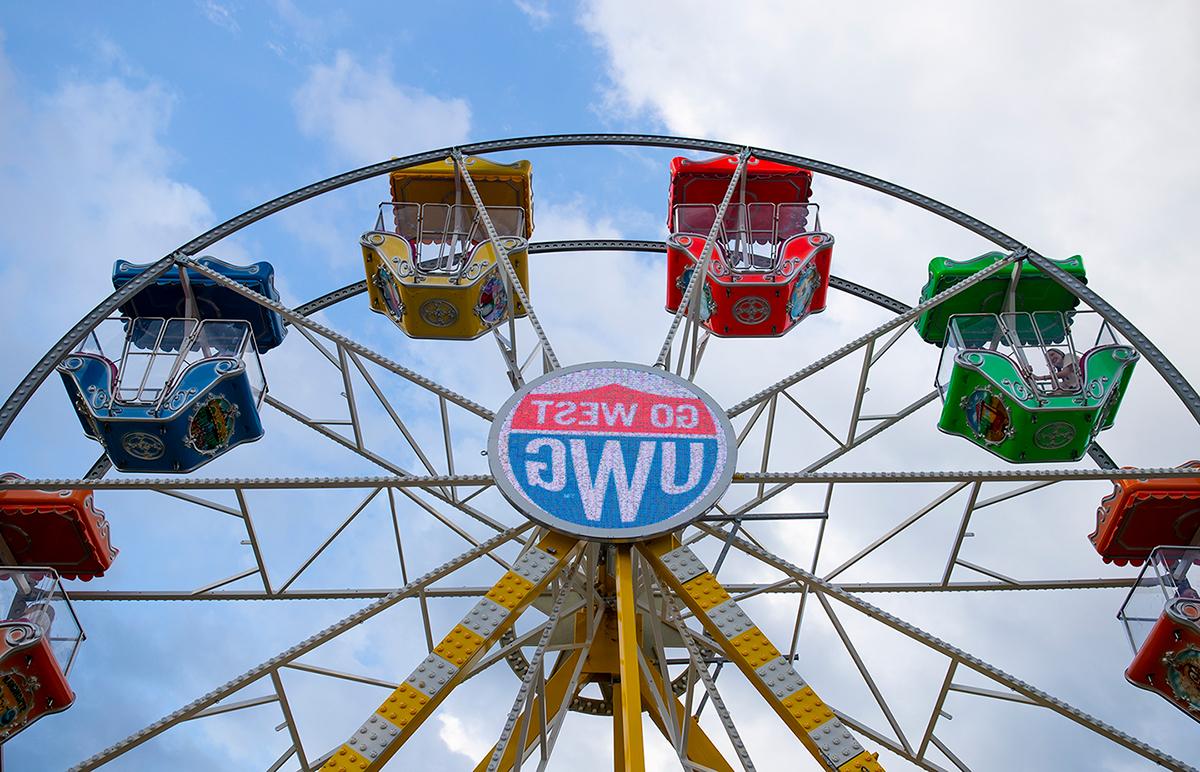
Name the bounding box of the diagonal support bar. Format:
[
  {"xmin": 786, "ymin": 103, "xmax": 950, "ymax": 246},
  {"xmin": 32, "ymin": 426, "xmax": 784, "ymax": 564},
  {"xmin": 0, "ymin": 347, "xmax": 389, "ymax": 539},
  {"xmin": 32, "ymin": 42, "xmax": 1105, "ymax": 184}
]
[
  {"xmin": 472, "ymin": 650, "xmax": 584, "ymax": 772},
  {"xmin": 657, "ymin": 148, "xmax": 750, "ymax": 370},
  {"xmin": 726, "ymin": 251, "xmax": 1021, "ymax": 417},
  {"xmin": 640, "ymin": 651, "xmax": 736, "ymax": 772},
  {"xmin": 640, "ymin": 537, "xmax": 883, "ymax": 772},
  {"xmin": 701, "ymin": 523, "xmax": 1197, "ymax": 772},
  {"xmin": 451, "ymin": 148, "xmax": 559, "ymax": 370},
  {"xmin": 177, "ymin": 256, "xmax": 494, "ymax": 420},
  {"xmin": 321, "ymin": 531, "xmax": 581, "ymax": 771}
]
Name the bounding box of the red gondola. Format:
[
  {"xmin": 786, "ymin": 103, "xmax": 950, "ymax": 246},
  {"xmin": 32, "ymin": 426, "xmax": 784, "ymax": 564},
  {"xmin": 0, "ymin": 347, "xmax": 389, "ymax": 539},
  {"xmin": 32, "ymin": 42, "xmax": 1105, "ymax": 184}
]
[
  {"xmin": 665, "ymin": 155, "xmax": 833, "ymax": 337},
  {"xmin": 0, "ymin": 570, "xmax": 82, "ymax": 741},
  {"xmin": 1119, "ymin": 546, "xmax": 1200, "ymax": 721}
]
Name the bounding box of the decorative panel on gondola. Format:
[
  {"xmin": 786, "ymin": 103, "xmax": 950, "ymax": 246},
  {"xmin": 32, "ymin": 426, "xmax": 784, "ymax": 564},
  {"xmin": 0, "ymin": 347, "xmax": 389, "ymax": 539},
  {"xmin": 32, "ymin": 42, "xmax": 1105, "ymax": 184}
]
[
  {"xmin": 0, "ymin": 569, "xmax": 83, "ymax": 742},
  {"xmin": 361, "ymin": 156, "xmax": 533, "ymax": 340},
  {"xmin": 0, "ymin": 475, "xmax": 116, "ymax": 580},
  {"xmin": 934, "ymin": 310, "xmax": 1137, "ymax": 462},
  {"xmin": 1118, "ymin": 546, "xmax": 1200, "ymax": 722},
  {"xmin": 664, "ymin": 155, "xmax": 833, "ymax": 337}
]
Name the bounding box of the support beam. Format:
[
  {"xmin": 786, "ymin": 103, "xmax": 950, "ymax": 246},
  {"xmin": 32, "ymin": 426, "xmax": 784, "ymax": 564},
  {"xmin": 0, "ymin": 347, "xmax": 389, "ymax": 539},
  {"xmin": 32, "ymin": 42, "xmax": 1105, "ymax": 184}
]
[
  {"xmin": 641, "ymin": 538, "xmax": 883, "ymax": 772},
  {"xmin": 10, "ymin": 466, "xmax": 1200, "ymax": 492},
  {"xmin": 320, "ymin": 532, "xmax": 580, "ymax": 771},
  {"xmin": 614, "ymin": 545, "xmax": 645, "ymax": 772},
  {"xmin": 702, "ymin": 524, "xmax": 1196, "ymax": 772},
  {"xmin": 68, "ymin": 524, "xmax": 533, "ymax": 771},
  {"xmin": 472, "ymin": 651, "xmax": 584, "ymax": 772}
]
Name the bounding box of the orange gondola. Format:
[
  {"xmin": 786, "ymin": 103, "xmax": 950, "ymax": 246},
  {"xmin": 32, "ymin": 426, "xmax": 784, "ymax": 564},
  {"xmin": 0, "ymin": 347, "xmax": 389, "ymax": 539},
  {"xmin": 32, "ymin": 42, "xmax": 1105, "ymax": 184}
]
[{"xmin": 1090, "ymin": 461, "xmax": 1200, "ymax": 565}]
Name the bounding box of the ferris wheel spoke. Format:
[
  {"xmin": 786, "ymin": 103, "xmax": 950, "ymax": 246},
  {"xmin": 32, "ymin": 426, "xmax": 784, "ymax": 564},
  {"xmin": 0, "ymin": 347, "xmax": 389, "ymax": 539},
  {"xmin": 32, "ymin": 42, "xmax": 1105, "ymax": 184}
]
[
  {"xmin": 811, "ymin": 592, "xmax": 914, "ymax": 756},
  {"xmin": 9, "ymin": 465, "xmax": 1197, "ymax": 495},
  {"xmin": 315, "ymin": 531, "xmax": 581, "ymax": 772},
  {"xmin": 275, "ymin": 487, "xmax": 383, "ymax": 594},
  {"xmin": 657, "ymin": 149, "xmax": 751, "ymax": 378},
  {"xmin": 344, "ymin": 350, "xmax": 445, "ymax": 481},
  {"xmin": 651, "ymin": 568, "xmax": 756, "ymax": 771},
  {"xmin": 641, "ymin": 537, "xmax": 885, "ymax": 772},
  {"xmin": 60, "ymin": 574, "xmax": 1142, "ymax": 603},
  {"xmin": 451, "ymin": 149, "xmax": 560, "ymax": 376},
  {"xmin": 726, "ymin": 252, "xmax": 1021, "ymax": 419},
  {"xmin": 835, "ymin": 709, "xmax": 952, "ymax": 772},
  {"xmin": 268, "ymin": 670, "xmax": 311, "ymax": 771},
  {"xmin": 481, "ymin": 548, "xmax": 585, "ymax": 772},
  {"xmin": 939, "ymin": 482, "xmax": 983, "ymax": 586},
  {"xmin": 178, "ymin": 256, "xmax": 494, "ymax": 419},
  {"xmin": 701, "ymin": 523, "xmax": 1197, "ymax": 772},
  {"xmin": 823, "ymin": 482, "xmax": 970, "ymax": 582},
  {"xmin": 68, "ymin": 523, "xmax": 533, "ymax": 770}
]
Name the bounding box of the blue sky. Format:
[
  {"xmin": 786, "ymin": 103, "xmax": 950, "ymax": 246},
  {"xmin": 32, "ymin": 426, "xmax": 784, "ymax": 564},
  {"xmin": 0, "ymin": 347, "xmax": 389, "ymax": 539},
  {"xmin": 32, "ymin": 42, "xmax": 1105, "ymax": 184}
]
[{"xmin": 1, "ymin": 1, "xmax": 1199, "ymax": 770}]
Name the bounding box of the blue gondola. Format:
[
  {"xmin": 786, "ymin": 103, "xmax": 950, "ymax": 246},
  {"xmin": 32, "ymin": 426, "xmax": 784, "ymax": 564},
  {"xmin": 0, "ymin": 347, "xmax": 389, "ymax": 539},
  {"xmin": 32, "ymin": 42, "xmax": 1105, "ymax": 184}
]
[
  {"xmin": 58, "ymin": 318, "xmax": 267, "ymax": 473},
  {"xmin": 113, "ymin": 257, "xmax": 287, "ymax": 352}
]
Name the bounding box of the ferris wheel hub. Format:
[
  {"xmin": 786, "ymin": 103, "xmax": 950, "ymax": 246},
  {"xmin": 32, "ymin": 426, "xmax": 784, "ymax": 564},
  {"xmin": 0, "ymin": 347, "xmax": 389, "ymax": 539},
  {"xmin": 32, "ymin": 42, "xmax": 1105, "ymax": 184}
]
[{"xmin": 489, "ymin": 362, "xmax": 736, "ymax": 541}]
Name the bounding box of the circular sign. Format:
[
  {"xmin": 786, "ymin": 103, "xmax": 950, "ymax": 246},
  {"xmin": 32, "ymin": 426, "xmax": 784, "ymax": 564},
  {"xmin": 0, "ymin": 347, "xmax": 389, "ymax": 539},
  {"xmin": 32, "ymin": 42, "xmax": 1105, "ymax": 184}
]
[{"xmin": 489, "ymin": 362, "xmax": 736, "ymax": 541}]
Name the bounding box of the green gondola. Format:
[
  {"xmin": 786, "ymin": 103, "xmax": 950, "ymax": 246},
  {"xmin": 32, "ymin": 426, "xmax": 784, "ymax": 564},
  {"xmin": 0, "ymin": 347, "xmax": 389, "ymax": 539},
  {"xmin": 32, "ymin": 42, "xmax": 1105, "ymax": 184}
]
[{"xmin": 936, "ymin": 311, "xmax": 1137, "ymax": 463}]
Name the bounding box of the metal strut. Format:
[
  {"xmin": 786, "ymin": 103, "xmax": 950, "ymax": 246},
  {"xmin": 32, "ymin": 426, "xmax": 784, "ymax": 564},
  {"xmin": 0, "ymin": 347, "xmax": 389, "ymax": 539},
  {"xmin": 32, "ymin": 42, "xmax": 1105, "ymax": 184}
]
[
  {"xmin": 451, "ymin": 148, "xmax": 560, "ymax": 372},
  {"xmin": 656, "ymin": 148, "xmax": 751, "ymax": 374}
]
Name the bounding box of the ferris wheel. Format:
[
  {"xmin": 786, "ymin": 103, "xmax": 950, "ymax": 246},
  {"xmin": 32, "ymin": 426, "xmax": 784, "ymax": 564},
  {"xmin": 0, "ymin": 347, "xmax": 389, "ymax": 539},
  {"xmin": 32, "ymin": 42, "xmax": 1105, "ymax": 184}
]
[{"xmin": 0, "ymin": 134, "xmax": 1198, "ymax": 771}]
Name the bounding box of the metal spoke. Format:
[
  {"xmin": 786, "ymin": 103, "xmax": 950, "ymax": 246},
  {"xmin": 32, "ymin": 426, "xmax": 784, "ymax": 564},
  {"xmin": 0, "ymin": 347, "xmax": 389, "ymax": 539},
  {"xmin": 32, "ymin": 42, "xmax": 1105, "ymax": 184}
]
[
  {"xmin": 485, "ymin": 552, "xmax": 581, "ymax": 771},
  {"xmin": 702, "ymin": 523, "xmax": 1196, "ymax": 771},
  {"xmin": 654, "ymin": 572, "xmax": 756, "ymax": 771},
  {"xmin": 68, "ymin": 524, "xmax": 532, "ymax": 770},
  {"xmin": 657, "ymin": 148, "xmax": 750, "ymax": 373},
  {"xmin": 451, "ymin": 148, "xmax": 560, "ymax": 371},
  {"xmin": 178, "ymin": 256, "xmax": 494, "ymax": 419},
  {"xmin": 269, "ymin": 671, "xmax": 310, "ymax": 771},
  {"xmin": 67, "ymin": 577, "xmax": 1139, "ymax": 602},
  {"xmin": 13, "ymin": 466, "xmax": 1199, "ymax": 493},
  {"xmin": 726, "ymin": 251, "xmax": 1020, "ymax": 417}
]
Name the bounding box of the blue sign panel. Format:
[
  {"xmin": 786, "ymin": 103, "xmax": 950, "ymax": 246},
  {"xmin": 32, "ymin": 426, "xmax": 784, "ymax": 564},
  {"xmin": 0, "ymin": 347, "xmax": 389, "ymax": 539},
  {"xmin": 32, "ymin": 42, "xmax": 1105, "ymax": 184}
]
[{"xmin": 489, "ymin": 363, "xmax": 736, "ymax": 541}]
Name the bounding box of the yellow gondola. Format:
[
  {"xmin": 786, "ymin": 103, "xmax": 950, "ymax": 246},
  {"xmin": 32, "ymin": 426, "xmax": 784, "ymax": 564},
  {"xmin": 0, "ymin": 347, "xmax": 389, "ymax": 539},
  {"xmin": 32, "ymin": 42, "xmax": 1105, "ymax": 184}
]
[{"xmin": 361, "ymin": 156, "xmax": 533, "ymax": 340}]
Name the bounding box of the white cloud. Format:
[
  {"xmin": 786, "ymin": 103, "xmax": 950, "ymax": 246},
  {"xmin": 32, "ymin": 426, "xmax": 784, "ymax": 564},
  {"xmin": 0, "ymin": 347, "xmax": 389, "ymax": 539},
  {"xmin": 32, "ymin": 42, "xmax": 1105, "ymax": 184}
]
[
  {"xmin": 197, "ymin": 0, "xmax": 240, "ymax": 33},
  {"xmin": 515, "ymin": 0, "xmax": 552, "ymax": 27},
  {"xmin": 292, "ymin": 51, "xmax": 471, "ymax": 166},
  {"xmin": 438, "ymin": 712, "xmax": 492, "ymax": 760},
  {"xmin": 0, "ymin": 41, "xmax": 213, "ymax": 398}
]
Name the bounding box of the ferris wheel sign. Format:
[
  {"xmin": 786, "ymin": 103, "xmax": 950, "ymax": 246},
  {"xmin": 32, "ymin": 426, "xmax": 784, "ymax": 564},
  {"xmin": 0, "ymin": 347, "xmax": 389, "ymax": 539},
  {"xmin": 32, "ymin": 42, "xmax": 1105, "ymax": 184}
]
[{"xmin": 489, "ymin": 363, "xmax": 737, "ymax": 541}]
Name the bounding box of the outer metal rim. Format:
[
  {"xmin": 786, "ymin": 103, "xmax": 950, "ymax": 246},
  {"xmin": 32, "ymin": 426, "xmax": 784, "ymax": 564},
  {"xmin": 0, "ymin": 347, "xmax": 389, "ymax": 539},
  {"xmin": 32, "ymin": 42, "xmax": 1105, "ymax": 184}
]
[
  {"xmin": 487, "ymin": 361, "xmax": 738, "ymax": 542},
  {"xmin": 5, "ymin": 134, "xmax": 1198, "ymax": 446}
]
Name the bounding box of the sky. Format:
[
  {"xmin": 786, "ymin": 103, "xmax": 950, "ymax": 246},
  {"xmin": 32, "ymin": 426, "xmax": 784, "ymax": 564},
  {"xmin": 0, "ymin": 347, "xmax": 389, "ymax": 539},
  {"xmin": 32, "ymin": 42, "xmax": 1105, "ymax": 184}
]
[{"xmin": 1, "ymin": 1, "xmax": 1199, "ymax": 770}]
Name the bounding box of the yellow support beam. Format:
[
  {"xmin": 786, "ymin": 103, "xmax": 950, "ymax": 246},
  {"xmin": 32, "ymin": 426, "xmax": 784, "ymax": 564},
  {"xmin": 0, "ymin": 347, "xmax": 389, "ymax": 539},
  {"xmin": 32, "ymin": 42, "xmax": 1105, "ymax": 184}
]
[
  {"xmin": 322, "ymin": 531, "xmax": 580, "ymax": 771},
  {"xmin": 641, "ymin": 537, "xmax": 883, "ymax": 772},
  {"xmin": 614, "ymin": 545, "xmax": 645, "ymax": 772}
]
